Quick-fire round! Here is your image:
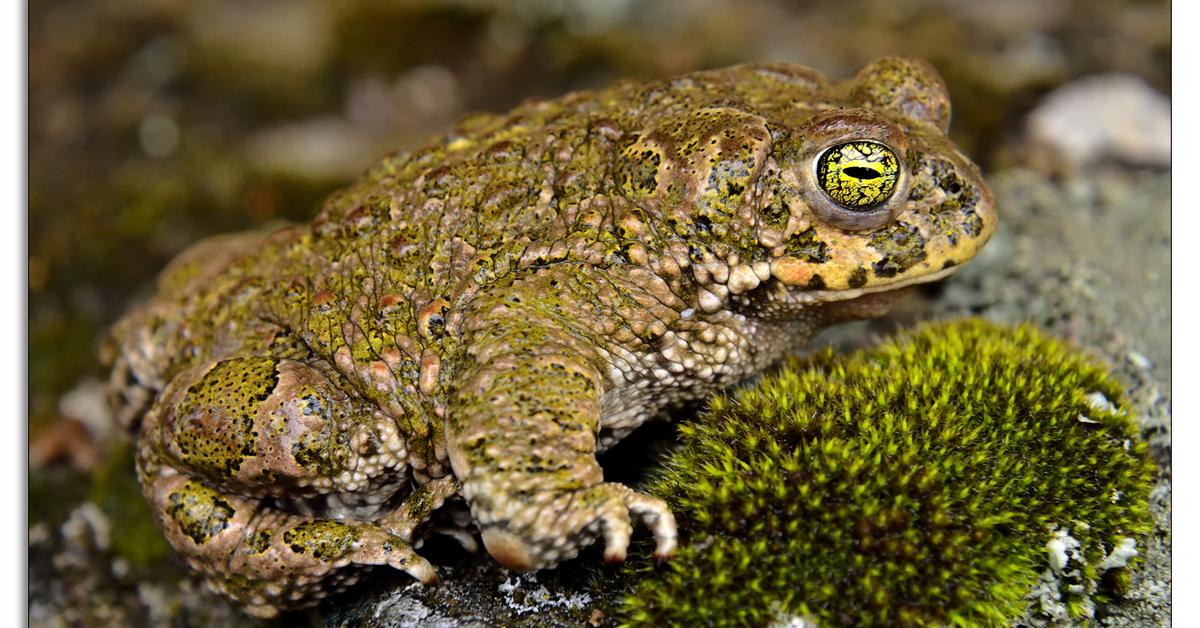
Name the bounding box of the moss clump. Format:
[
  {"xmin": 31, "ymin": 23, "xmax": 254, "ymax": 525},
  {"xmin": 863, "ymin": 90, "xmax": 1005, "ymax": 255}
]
[{"xmin": 622, "ymin": 319, "xmax": 1155, "ymax": 627}]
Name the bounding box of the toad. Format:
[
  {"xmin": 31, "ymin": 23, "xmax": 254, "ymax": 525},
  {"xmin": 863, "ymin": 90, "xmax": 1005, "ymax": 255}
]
[{"xmin": 106, "ymin": 56, "xmax": 996, "ymax": 617}]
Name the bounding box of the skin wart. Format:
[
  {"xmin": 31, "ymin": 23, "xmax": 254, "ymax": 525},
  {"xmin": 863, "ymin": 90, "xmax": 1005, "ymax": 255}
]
[{"xmin": 104, "ymin": 56, "xmax": 997, "ymax": 617}]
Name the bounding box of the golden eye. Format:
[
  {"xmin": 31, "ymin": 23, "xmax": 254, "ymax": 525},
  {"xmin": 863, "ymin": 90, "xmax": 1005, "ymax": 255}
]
[{"xmin": 815, "ymin": 140, "xmax": 900, "ymax": 210}]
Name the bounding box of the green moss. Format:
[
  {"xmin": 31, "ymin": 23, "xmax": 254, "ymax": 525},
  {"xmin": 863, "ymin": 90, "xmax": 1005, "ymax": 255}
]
[
  {"xmin": 622, "ymin": 320, "xmax": 1155, "ymax": 627},
  {"xmin": 88, "ymin": 442, "xmax": 171, "ymax": 566}
]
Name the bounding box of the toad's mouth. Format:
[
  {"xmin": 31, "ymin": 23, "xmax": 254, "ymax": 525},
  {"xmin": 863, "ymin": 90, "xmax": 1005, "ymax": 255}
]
[
  {"xmin": 711, "ymin": 258, "xmax": 965, "ymax": 315},
  {"xmin": 725, "ymin": 262, "xmax": 960, "ymax": 320},
  {"xmin": 762, "ymin": 263, "xmax": 960, "ymax": 307},
  {"xmin": 796, "ymin": 264, "xmax": 960, "ymax": 303}
]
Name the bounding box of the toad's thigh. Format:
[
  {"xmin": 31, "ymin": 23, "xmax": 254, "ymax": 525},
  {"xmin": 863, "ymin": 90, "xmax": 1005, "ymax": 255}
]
[{"xmin": 143, "ymin": 356, "xmax": 412, "ymax": 498}]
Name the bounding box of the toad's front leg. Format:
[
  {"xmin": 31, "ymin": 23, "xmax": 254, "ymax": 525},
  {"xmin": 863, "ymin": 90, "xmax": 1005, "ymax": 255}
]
[{"xmin": 446, "ymin": 267, "xmax": 677, "ymax": 570}]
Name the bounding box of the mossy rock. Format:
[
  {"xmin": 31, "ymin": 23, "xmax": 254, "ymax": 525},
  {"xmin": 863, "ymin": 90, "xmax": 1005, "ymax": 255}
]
[{"xmin": 622, "ymin": 319, "xmax": 1155, "ymax": 627}]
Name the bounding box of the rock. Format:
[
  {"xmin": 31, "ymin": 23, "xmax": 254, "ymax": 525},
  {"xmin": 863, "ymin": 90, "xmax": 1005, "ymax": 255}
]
[
  {"xmin": 320, "ymin": 558, "xmax": 625, "ymax": 627},
  {"xmin": 1025, "ymin": 74, "xmax": 1170, "ymax": 170},
  {"xmin": 244, "ymin": 117, "xmax": 380, "ymax": 181}
]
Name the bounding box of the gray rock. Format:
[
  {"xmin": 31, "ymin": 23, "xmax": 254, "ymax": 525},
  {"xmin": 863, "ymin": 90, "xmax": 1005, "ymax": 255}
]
[
  {"xmin": 1025, "ymin": 74, "xmax": 1171, "ymax": 169},
  {"xmin": 322, "ymin": 558, "xmax": 623, "ymax": 627}
]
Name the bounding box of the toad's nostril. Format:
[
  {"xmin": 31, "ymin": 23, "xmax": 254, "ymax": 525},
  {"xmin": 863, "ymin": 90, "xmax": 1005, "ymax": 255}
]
[{"xmin": 844, "ymin": 166, "xmax": 882, "ymax": 180}]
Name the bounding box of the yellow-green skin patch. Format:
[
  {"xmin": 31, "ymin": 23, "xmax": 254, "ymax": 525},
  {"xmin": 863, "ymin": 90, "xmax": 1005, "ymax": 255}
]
[
  {"xmin": 248, "ymin": 530, "xmax": 272, "ymax": 554},
  {"xmin": 816, "ymin": 140, "xmax": 900, "ymax": 209},
  {"xmin": 869, "ymin": 221, "xmax": 928, "ymax": 277},
  {"xmin": 167, "ymin": 481, "xmax": 235, "ymax": 546},
  {"xmin": 107, "ymin": 56, "xmax": 997, "ymax": 617},
  {"xmin": 171, "ymin": 358, "xmax": 278, "ymax": 480},
  {"xmin": 282, "ymin": 521, "xmax": 360, "ymax": 562}
]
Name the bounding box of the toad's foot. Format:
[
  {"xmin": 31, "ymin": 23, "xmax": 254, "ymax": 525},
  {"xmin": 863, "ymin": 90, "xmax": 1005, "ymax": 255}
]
[
  {"xmin": 479, "ymin": 482, "xmax": 677, "ymax": 570},
  {"xmin": 236, "ymin": 520, "xmax": 438, "ymax": 618},
  {"xmin": 138, "ymin": 454, "xmax": 456, "ymax": 617}
]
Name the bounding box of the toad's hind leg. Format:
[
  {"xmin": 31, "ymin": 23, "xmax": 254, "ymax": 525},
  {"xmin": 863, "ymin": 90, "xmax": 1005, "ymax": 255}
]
[
  {"xmin": 144, "ymin": 356, "xmax": 414, "ymax": 501},
  {"xmin": 140, "ymin": 452, "xmax": 458, "ymax": 618},
  {"xmin": 136, "ymin": 355, "xmax": 456, "ymax": 616}
]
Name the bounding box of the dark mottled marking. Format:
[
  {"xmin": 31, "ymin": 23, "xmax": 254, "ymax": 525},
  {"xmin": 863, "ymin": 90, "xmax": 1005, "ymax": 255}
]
[
  {"xmin": 784, "ymin": 227, "xmax": 830, "ymax": 263},
  {"xmin": 848, "ymin": 267, "xmax": 868, "ymax": 289},
  {"xmin": 282, "ymin": 521, "xmax": 360, "ymax": 561},
  {"xmin": 916, "ymin": 157, "xmax": 988, "ymax": 246},
  {"xmin": 425, "ymin": 312, "xmax": 447, "ymax": 338},
  {"xmin": 963, "ymin": 211, "xmax": 984, "ymax": 238},
  {"xmin": 942, "ymin": 260, "xmax": 958, "ymax": 269},
  {"xmin": 870, "ymin": 221, "xmax": 927, "ymax": 278},
  {"xmin": 606, "ymin": 243, "xmax": 632, "ymax": 266},
  {"xmin": 761, "ymin": 199, "xmax": 790, "ymax": 226},
  {"xmin": 167, "ymin": 481, "xmax": 235, "ymax": 545},
  {"xmin": 300, "ymin": 394, "xmax": 323, "ymax": 416},
  {"xmin": 806, "ymin": 274, "xmax": 826, "ymax": 290},
  {"xmin": 291, "ymin": 432, "xmax": 329, "ymax": 472},
  {"xmin": 250, "ymin": 530, "xmax": 273, "ymax": 554},
  {"xmin": 620, "ymin": 147, "xmax": 661, "ymax": 196}
]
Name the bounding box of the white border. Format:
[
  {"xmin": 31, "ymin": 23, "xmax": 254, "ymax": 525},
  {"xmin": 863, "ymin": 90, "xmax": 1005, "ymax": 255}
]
[
  {"xmin": 7, "ymin": 0, "xmax": 25, "ymax": 622},
  {"xmin": 1172, "ymin": 2, "xmax": 1191, "ymax": 625}
]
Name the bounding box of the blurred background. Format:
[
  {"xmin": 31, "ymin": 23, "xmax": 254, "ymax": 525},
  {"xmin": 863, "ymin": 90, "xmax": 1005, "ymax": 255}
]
[{"xmin": 29, "ymin": 0, "xmax": 1169, "ymax": 624}]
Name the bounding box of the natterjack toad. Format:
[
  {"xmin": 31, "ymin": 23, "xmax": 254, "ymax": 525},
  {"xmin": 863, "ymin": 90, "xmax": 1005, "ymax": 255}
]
[{"xmin": 106, "ymin": 57, "xmax": 997, "ymax": 617}]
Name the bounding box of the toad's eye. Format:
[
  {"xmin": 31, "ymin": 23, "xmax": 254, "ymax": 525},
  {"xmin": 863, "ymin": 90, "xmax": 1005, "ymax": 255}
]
[{"xmin": 816, "ymin": 140, "xmax": 900, "ymax": 210}]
